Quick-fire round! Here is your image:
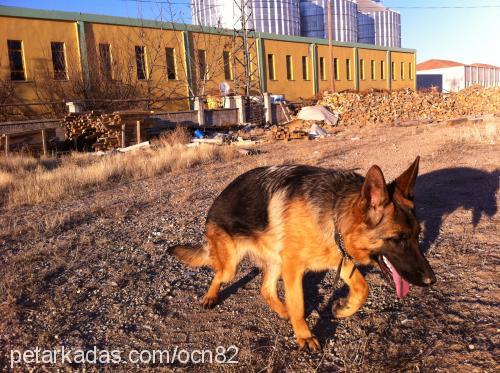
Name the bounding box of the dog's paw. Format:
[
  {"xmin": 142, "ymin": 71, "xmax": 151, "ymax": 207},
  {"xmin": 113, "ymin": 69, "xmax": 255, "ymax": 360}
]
[
  {"xmin": 333, "ymin": 298, "xmax": 354, "ymax": 318},
  {"xmin": 297, "ymin": 336, "xmax": 321, "ymax": 352},
  {"xmin": 201, "ymin": 295, "xmax": 218, "ymax": 309}
]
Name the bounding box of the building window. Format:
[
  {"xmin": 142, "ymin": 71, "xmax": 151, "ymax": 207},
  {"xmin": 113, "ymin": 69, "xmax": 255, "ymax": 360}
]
[
  {"xmin": 302, "ymin": 56, "xmax": 309, "ymax": 80},
  {"xmin": 222, "ymin": 51, "xmax": 232, "ymax": 80},
  {"xmin": 7, "ymin": 40, "xmax": 26, "ymax": 81},
  {"xmin": 135, "ymin": 46, "xmax": 148, "ymax": 80},
  {"xmin": 51, "ymin": 42, "xmax": 67, "ymax": 80},
  {"xmin": 391, "ymin": 61, "xmax": 396, "ymax": 80},
  {"xmin": 346, "ymin": 59, "xmax": 352, "ymax": 81},
  {"xmin": 286, "ymin": 55, "xmax": 293, "ymax": 80},
  {"xmin": 401, "ymin": 62, "xmax": 405, "ymax": 80},
  {"xmin": 166, "ymin": 47, "xmax": 177, "ymax": 80},
  {"xmin": 249, "ymin": 53, "xmax": 255, "ymax": 80},
  {"xmin": 370, "ymin": 60, "xmax": 376, "ymax": 80},
  {"xmin": 409, "ymin": 62, "xmax": 413, "ymax": 80},
  {"xmin": 267, "ymin": 54, "xmax": 275, "ymax": 80},
  {"xmin": 319, "ymin": 57, "xmax": 326, "ymax": 81},
  {"xmin": 381, "ymin": 60, "xmax": 385, "ymax": 80},
  {"xmin": 359, "ymin": 59, "xmax": 365, "ymax": 80},
  {"xmin": 333, "ymin": 58, "xmax": 340, "ymax": 80},
  {"xmin": 99, "ymin": 43, "xmax": 112, "ymax": 80},
  {"xmin": 197, "ymin": 49, "xmax": 208, "ymax": 81}
]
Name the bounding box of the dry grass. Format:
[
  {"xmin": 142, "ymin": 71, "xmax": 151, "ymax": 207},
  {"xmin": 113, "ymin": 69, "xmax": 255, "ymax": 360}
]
[
  {"xmin": 152, "ymin": 126, "xmax": 192, "ymax": 146},
  {"xmin": 0, "ymin": 143, "xmax": 239, "ymax": 207},
  {"xmin": 453, "ymin": 121, "xmax": 499, "ymax": 144}
]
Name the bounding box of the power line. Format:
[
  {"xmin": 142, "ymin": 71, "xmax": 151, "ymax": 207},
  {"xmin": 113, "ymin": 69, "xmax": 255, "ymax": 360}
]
[{"xmin": 119, "ymin": 0, "xmax": 500, "ymax": 8}]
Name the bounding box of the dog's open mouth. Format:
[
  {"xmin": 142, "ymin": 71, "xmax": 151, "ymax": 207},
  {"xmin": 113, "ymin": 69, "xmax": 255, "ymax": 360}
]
[{"xmin": 378, "ymin": 255, "xmax": 410, "ymax": 299}]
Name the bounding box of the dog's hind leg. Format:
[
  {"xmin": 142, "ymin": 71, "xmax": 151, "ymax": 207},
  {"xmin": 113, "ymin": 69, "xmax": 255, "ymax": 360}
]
[
  {"xmin": 333, "ymin": 261, "xmax": 369, "ymax": 318},
  {"xmin": 261, "ymin": 262, "xmax": 288, "ymax": 320},
  {"xmin": 201, "ymin": 224, "xmax": 240, "ymax": 309}
]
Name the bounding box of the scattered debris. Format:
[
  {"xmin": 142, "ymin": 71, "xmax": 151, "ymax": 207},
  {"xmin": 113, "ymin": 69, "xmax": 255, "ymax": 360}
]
[
  {"xmin": 308, "ymin": 123, "xmax": 329, "ymax": 138},
  {"xmin": 116, "ymin": 141, "xmax": 151, "ymax": 153},
  {"xmin": 270, "ymin": 121, "xmax": 309, "ymax": 141},
  {"xmin": 193, "ymin": 129, "xmax": 205, "ymax": 139},
  {"xmin": 297, "ymin": 105, "xmax": 339, "ymax": 126}
]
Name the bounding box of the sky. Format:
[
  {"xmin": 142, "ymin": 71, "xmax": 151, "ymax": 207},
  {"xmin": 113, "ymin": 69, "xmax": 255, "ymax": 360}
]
[{"xmin": 1, "ymin": 0, "xmax": 499, "ymax": 66}]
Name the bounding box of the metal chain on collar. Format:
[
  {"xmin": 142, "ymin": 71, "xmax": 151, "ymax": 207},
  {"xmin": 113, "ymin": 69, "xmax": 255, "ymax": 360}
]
[{"xmin": 333, "ymin": 231, "xmax": 357, "ymax": 290}]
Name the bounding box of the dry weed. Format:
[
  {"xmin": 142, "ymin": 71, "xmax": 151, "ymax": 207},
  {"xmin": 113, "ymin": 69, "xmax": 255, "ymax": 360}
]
[
  {"xmin": 454, "ymin": 121, "xmax": 499, "ymax": 144},
  {"xmin": 153, "ymin": 126, "xmax": 192, "ymax": 146},
  {"xmin": 0, "ymin": 143, "xmax": 239, "ymax": 207}
]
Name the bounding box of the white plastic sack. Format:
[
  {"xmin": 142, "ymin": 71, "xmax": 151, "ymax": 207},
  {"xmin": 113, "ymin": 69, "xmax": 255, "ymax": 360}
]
[
  {"xmin": 297, "ymin": 105, "xmax": 339, "ymax": 126},
  {"xmin": 308, "ymin": 123, "xmax": 329, "ymax": 138}
]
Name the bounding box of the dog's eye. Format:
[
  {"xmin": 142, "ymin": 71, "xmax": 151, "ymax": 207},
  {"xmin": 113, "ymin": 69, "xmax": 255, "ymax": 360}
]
[
  {"xmin": 385, "ymin": 234, "xmax": 408, "ymax": 242},
  {"xmin": 383, "ymin": 236, "xmax": 400, "ymax": 243}
]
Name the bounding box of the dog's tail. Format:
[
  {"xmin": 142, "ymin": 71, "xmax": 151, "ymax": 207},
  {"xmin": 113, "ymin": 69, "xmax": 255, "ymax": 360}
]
[{"xmin": 167, "ymin": 244, "xmax": 211, "ymax": 267}]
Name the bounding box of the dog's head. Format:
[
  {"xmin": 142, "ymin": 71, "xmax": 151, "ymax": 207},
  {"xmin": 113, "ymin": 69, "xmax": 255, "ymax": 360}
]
[{"xmin": 345, "ymin": 156, "xmax": 436, "ymax": 298}]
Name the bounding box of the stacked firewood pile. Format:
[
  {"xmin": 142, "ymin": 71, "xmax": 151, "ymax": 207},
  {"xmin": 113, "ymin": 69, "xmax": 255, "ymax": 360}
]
[
  {"xmin": 320, "ymin": 86, "xmax": 500, "ymax": 126},
  {"xmin": 270, "ymin": 119, "xmax": 309, "ymax": 141},
  {"xmin": 62, "ymin": 110, "xmax": 155, "ymax": 151}
]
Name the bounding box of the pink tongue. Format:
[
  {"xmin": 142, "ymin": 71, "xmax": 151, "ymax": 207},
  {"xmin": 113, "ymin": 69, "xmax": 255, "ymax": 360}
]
[{"xmin": 385, "ymin": 259, "xmax": 410, "ymax": 298}]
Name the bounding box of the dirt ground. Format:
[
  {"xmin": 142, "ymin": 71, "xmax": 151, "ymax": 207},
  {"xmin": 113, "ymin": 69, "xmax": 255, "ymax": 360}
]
[{"xmin": 0, "ymin": 119, "xmax": 498, "ymax": 372}]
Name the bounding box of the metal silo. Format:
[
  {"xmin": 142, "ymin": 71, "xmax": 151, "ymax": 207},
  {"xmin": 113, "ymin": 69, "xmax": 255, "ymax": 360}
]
[
  {"xmin": 192, "ymin": 0, "xmax": 241, "ymax": 29},
  {"xmin": 300, "ymin": 0, "xmax": 357, "ymax": 42},
  {"xmin": 356, "ymin": 0, "xmax": 401, "ymax": 47},
  {"xmin": 252, "ymin": 0, "xmax": 301, "ymax": 35},
  {"xmin": 192, "ymin": 0, "xmax": 301, "ymax": 36},
  {"xmin": 357, "ymin": 11, "xmax": 374, "ymax": 44},
  {"xmin": 330, "ymin": 0, "xmax": 358, "ymax": 42},
  {"xmin": 372, "ymin": 9, "xmax": 401, "ymax": 47},
  {"xmin": 299, "ymin": 0, "xmax": 325, "ymax": 38}
]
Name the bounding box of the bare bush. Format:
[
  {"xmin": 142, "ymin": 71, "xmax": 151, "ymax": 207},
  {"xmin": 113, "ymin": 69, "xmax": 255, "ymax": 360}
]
[{"xmin": 153, "ymin": 126, "xmax": 192, "ymax": 146}]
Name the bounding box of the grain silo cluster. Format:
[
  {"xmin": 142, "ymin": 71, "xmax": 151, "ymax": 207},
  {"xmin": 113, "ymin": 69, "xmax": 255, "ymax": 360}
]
[
  {"xmin": 192, "ymin": 0, "xmax": 301, "ymax": 36},
  {"xmin": 192, "ymin": 0, "xmax": 401, "ymax": 47}
]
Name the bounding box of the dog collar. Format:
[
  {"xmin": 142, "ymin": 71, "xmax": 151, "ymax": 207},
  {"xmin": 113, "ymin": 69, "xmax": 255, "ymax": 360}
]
[
  {"xmin": 333, "ymin": 230, "xmax": 357, "ymax": 290},
  {"xmin": 334, "ymin": 231, "xmax": 353, "ymax": 261}
]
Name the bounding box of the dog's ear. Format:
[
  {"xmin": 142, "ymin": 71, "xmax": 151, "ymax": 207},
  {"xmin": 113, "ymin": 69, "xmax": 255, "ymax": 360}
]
[
  {"xmin": 361, "ymin": 165, "xmax": 389, "ymax": 226},
  {"xmin": 394, "ymin": 156, "xmax": 420, "ymax": 199}
]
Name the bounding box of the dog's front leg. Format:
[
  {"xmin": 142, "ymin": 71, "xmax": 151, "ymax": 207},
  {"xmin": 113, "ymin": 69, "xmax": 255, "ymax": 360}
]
[
  {"xmin": 282, "ymin": 263, "xmax": 320, "ymax": 351},
  {"xmin": 333, "ymin": 261, "xmax": 369, "ymax": 318}
]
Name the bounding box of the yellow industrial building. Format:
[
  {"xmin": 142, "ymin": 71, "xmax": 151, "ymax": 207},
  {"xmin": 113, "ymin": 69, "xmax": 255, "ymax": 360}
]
[{"xmin": 0, "ymin": 5, "xmax": 416, "ymax": 112}]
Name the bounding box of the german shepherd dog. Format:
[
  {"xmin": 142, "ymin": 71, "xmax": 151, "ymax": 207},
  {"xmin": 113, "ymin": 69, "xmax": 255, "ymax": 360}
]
[{"xmin": 169, "ymin": 157, "xmax": 436, "ymax": 351}]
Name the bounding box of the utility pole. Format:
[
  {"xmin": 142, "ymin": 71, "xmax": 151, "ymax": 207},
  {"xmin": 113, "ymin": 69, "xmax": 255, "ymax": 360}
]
[
  {"xmin": 232, "ymin": 0, "xmax": 261, "ymax": 97},
  {"xmin": 327, "ymin": 0, "xmax": 334, "ymax": 92},
  {"xmin": 240, "ymin": 0, "xmax": 251, "ymax": 97},
  {"xmin": 231, "ymin": 0, "xmax": 263, "ymax": 123}
]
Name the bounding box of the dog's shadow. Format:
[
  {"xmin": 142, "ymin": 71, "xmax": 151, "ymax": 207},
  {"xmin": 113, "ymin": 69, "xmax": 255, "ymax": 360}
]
[{"xmin": 415, "ymin": 167, "xmax": 499, "ymax": 252}]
